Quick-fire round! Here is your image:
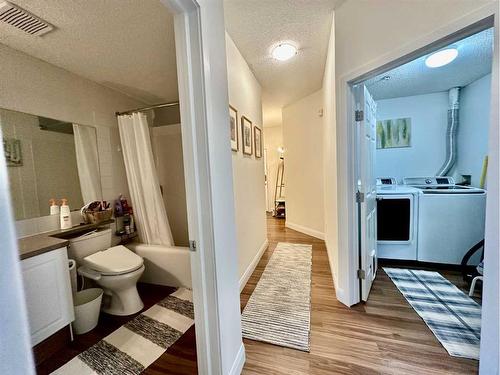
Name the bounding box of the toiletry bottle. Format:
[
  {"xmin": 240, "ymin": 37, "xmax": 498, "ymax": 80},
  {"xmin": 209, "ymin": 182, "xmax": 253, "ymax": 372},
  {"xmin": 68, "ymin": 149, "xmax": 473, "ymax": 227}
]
[
  {"xmin": 60, "ymin": 199, "xmax": 72, "ymax": 230},
  {"xmin": 115, "ymin": 196, "xmax": 123, "ymax": 217},
  {"xmin": 129, "ymin": 213, "xmax": 135, "ymax": 234},
  {"xmin": 120, "ymin": 195, "xmax": 130, "ymax": 214},
  {"xmin": 49, "ymin": 199, "xmax": 60, "ymax": 216}
]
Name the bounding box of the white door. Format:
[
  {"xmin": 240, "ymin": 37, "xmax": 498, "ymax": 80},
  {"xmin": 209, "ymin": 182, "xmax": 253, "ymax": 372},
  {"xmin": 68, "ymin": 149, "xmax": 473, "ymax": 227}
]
[{"xmin": 355, "ymin": 85, "xmax": 377, "ymax": 301}]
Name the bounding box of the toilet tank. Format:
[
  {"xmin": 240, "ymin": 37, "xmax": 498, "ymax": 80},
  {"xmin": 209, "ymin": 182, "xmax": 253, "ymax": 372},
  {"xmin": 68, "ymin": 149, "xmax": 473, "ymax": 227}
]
[{"xmin": 67, "ymin": 228, "xmax": 112, "ymax": 265}]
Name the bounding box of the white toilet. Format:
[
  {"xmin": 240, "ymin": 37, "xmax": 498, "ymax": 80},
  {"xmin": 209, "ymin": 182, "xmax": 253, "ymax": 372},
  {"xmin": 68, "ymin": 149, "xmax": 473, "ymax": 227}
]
[{"xmin": 68, "ymin": 228, "xmax": 145, "ymax": 316}]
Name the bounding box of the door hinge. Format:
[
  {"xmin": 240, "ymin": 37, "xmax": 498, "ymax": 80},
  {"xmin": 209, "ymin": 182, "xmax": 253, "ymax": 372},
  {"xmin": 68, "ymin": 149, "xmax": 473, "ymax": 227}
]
[
  {"xmin": 356, "ymin": 191, "xmax": 365, "ymax": 203},
  {"xmin": 357, "ymin": 269, "xmax": 366, "ymax": 279},
  {"xmin": 189, "ymin": 240, "xmax": 197, "ymax": 252},
  {"xmin": 355, "ymin": 110, "xmax": 364, "ymax": 122}
]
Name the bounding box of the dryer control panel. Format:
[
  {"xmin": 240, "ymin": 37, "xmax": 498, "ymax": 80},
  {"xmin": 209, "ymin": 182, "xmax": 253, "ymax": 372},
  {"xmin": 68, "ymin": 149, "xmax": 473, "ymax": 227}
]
[{"xmin": 376, "ymin": 177, "xmax": 397, "ymax": 186}]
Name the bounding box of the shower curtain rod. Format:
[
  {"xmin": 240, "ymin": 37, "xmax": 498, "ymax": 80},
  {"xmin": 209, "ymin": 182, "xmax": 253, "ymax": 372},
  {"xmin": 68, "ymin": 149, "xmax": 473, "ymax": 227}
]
[{"xmin": 115, "ymin": 101, "xmax": 179, "ymax": 116}]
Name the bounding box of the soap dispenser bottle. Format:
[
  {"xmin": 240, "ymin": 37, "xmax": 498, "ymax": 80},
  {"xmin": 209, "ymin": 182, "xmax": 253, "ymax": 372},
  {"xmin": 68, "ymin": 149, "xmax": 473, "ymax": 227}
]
[
  {"xmin": 49, "ymin": 199, "xmax": 60, "ymax": 216},
  {"xmin": 60, "ymin": 198, "xmax": 72, "ymax": 230}
]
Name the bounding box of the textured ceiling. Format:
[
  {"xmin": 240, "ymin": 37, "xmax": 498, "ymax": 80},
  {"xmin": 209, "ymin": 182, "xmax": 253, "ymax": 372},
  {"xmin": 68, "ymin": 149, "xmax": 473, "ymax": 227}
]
[
  {"xmin": 366, "ymin": 28, "xmax": 494, "ymax": 100},
  {"xmin": 224, "ymin": 0, "xmax": 343, "ymax": 127},
  {"xmin": 0, "ymin": 0, "xmax": 176, "ymax": 104}
]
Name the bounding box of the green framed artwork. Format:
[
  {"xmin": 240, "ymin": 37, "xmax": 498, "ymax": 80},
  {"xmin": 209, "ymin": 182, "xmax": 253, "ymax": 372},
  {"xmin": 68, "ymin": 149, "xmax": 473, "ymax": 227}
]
[{"xmin": 376, "ymin": 118, "xmax": 411, "ymax": 149}]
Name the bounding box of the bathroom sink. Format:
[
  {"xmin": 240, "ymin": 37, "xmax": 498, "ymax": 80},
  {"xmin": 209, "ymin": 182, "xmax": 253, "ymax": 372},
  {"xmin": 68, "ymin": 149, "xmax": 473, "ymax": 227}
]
[
  {"xmin": 50, "ymin": 219, "xmax": 114, "ymax": 240},
  {"xmin": 50, "ymin": 227, "xmax": 99, "ymax": 240}
]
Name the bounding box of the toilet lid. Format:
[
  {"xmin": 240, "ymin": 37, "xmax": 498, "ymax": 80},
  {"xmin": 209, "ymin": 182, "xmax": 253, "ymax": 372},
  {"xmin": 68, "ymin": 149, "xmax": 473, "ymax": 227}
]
[{"xmin": 84, "ymin": 245, "xmax": 143, "ymax": 275}]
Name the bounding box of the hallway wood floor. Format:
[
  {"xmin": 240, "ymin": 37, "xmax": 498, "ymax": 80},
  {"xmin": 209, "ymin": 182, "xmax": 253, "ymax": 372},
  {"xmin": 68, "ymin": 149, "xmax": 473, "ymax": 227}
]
[
  {"xmin": 38, "ymin": 215, "xmax": 479, "ymax": 374},
  {"xmin": 240, "ymin": 215, "xmax": 479, "ymax": 375}
]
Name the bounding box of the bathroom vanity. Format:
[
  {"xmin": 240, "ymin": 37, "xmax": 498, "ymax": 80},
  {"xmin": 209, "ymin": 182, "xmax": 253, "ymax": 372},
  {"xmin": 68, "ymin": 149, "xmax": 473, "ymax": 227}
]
[
  {"xmin": 18, "ymin": 220, "xmax": 114, "ymax": 355},
  {"xmin": 20, "ymin": 245, "xmax": 74, "ymax": 347}
]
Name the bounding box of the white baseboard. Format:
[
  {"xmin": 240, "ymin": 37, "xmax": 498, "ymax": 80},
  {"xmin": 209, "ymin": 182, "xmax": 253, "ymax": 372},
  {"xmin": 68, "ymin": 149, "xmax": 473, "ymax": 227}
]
[
  {"xmin": 285, "ymin": 221, "xmax": 325, "ymax": 240},
  {"xmin": 239, "ymin": 239, "xmax": 269, "ymax": 292},
  {"xmin": 229, "ymin": 342, "xmax": 246, "ymax": 375}
]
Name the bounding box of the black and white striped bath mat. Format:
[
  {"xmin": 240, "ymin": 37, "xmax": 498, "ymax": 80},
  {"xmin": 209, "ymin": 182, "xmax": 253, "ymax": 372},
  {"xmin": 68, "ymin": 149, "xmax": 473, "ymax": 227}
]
[
  {"xmin": 241, "ymin": 242, "xmax": 312, "ymax": 352},
  {"xmin": 52, "ymin": 288, "xmax": 194, "ymax": 374},
  {"xmin": 384, "ymin": 268, "xmax": 481, "ymax": 360}
]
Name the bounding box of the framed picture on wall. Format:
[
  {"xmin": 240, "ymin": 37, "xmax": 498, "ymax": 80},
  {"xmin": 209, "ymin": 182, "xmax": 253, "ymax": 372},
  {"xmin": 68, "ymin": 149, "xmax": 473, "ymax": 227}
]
[
  {"xmin": 376, "ymin": 118, "xmax": 411, "ymax": 149},
  {"xmin": 241, "ymin": 116, "xmax": 253, "ymax": 155},
  {"xmin": 254, "ymin": 126, "xmax": 262, "ymax": 158},
  {"xmin": 229, "ymin": 105, "xmax": 239, "ymax": 151}
]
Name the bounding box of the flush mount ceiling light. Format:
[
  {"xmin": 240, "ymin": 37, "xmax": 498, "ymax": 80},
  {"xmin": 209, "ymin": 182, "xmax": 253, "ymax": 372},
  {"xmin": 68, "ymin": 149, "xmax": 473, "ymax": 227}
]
[
  {"xmin": 425, "ymin": 48, "xmax": 458, "ymax": 68},
  {"xmin": 272, "ymin": 43, "xmax": 297, "ymax": 61}
]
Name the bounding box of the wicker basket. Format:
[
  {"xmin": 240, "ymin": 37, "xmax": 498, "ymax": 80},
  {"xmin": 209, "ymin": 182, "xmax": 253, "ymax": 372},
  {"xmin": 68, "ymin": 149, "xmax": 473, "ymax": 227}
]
[{"xmin": 84, "ymin": 209, "xmax": 113, "ymax": 224}]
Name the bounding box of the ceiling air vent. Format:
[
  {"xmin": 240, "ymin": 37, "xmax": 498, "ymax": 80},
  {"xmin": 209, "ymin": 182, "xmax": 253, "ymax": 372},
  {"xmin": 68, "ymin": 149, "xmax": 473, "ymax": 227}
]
[{"xmin": 0, "ymin": 1, "xmax": 54, "ymax": 36}]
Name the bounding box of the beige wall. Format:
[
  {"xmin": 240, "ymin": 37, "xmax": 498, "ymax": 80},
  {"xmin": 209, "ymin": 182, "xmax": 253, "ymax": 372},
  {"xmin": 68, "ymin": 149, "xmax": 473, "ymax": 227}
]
[
  {"xmin": 282, "ymin": 89, "xmax": 325, "ymax": 238},
  {"xmin": 225, "ymin": 33, "xmax": 267, "ymax": 282},
  {"xmin": 0, "ymin": 44, "xmax": 142, "ymax": 206},
  {"xmin": 152, "ymin": 124, "xmax": 189, "ymax": 247},
  {"xmin": 335, "ymin": 0, "xmax": 495, "ymax": 79},
  {"xmin": 263, "ymin": 125, "xmax": 283, "ymax": 212},
  {"xmin": 0, "ymin": 44, "xmax": 144, "ymax": 236}
]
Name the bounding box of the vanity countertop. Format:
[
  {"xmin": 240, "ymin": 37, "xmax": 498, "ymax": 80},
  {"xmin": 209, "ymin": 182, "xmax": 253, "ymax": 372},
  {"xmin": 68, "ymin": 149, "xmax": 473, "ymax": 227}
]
[
  {"xmin": 18, "ymin": 219, "xmax": 114, "ymax": 260},
  {"xmin": 18, "ymin": 234, "xmax": 70, "ymax": 260}
]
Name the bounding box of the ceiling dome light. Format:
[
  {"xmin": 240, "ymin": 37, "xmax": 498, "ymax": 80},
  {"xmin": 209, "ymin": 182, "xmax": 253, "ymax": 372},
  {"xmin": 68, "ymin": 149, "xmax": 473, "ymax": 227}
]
[
  {"xmin": 272, "ymin": 43, "xmax": 297, "ymax": 61},
  {"xmin": 425, "ymin": 48, "xmax": 458, "ymax": 68}
]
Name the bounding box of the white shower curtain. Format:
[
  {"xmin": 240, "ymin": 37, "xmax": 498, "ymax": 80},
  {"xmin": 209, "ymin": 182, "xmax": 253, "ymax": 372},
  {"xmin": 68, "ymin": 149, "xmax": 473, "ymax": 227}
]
[
  {"xmin": 73, "ymin": 123, "xmax": 102, "ymax": 204},
  {"xmin": 117, "ymin": 113, "xmax": 174, "ymax": 246}
]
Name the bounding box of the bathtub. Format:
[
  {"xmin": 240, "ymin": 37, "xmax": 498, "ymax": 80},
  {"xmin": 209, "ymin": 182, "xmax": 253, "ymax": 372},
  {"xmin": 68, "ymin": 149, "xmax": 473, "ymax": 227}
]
[{"xmin": 126, "ymin": 243, "xmax": 192, "ymax": 288}]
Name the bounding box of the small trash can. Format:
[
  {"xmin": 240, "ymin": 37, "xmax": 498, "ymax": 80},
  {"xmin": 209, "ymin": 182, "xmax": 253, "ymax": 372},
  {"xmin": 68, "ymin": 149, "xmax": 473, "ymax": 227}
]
[
  {"xmin": 73, "ymin": 288, "xmax": 103, "ymax": 335},
  {"xmin": 68, "ymin": 259, "xmax": 77, "ymax": 294}
]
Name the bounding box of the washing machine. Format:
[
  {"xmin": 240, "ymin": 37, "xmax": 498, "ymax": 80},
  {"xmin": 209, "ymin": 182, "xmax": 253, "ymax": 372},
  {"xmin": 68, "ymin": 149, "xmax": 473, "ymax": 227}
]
[
  {"xmin": 403, "ymin": 176, "xmax": 486, "ymax": 265},
  {"xmin": 376, "ymin": 177, "xmax": 419, "ymax": 260}
]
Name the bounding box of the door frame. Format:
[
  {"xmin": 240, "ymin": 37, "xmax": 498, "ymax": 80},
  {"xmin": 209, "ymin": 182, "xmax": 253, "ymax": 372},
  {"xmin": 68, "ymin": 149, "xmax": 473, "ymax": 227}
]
[
  {"xmin": 162, "ymin": 1, "xmax": 245, "ymax": 375},
  {"xmin": 339, "ymin": 4, "xmax": 496, "ymax": 305},
  {"xmin": 338, "ymin": 4, "xmax": 498, "ymax": 371}
]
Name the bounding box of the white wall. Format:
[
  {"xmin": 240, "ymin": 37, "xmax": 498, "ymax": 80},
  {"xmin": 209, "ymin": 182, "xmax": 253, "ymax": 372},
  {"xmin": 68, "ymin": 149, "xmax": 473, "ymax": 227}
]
[
  {"xmin": 283, "ymin": 89, "xmax": 325, "ymax": 238},
  {"xmin": 375, "ymin": 92, "xmax": 449, "ymax": 182},
  {"xmin": 225, "ymin": 33, "xmax": 268, "ymax": 283},
  {"xmin": 479, "ymin": 11, "xmax": 499, "ymax": 375},
  {"xmin": 375, "ymin": 75, "xmax": 492, "ymax": 186},
  {"xmin": 330, "ymin": 0, "xmax": 496, "ymax": 308},
  {"xmin": 263, "ymin": 125, "xmax": 283, "ymax": 212},
  {"xmin": 322, "ymin": 13, "xmax": 339, "ymax": 290},
  {"xmin": 0, "ymin": 44, "xmax": 144, "ymax": 236},
  {"xmin": 454, "ymin": 74, "xmax": 492, "ymax": 187}
]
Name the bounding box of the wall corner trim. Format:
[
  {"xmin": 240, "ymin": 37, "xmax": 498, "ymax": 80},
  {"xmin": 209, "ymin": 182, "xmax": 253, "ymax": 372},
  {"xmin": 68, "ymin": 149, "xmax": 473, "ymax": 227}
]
[
  {"xmin": 229, "ymin": 342, "xmax": 246, "ymax": 375},
  {"xmin": 285, "ymin": 221, "xmax": 325, "ymax": 240},
  {"xmin": 239, "ymin": 238, "xmax": 269, "ymax": 292}
]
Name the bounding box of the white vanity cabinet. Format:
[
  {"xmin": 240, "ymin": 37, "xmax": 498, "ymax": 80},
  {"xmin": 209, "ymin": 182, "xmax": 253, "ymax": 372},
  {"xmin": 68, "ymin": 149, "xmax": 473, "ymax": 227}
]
[{"xmin": 21, "ymin": 247, "xmax": 74, "ymax": 346}]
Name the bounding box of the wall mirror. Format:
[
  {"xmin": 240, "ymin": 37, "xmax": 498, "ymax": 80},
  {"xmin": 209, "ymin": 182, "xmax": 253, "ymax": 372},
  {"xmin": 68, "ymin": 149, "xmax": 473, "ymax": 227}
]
[{"xmin": 0, "ymin": 108, "xmax": 102, "ymax": 220}]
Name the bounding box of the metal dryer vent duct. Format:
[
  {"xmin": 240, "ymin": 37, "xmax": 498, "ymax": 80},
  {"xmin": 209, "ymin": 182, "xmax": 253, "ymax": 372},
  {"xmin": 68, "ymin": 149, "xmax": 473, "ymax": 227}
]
[{"xmin": 436, "ymin": 87, "xmax": 460, "ymax": 176}]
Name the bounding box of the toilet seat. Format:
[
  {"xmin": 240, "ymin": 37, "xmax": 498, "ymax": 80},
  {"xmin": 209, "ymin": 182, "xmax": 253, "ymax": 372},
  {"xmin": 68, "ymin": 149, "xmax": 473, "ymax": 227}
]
[{"xmin": 83, "ymin": 245, "xmax": 144, "ymax": 276}]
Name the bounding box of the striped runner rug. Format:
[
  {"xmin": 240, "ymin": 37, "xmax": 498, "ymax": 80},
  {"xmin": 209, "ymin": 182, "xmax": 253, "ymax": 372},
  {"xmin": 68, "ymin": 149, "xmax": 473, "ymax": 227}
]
[
  {"xmin": 384, "ymin": 268, "xmax": 481, "ymax": 360},
  {"xmin": 241, "ymin": 242, "xmax": 312, "ymax": 352},
  {"xmin": 52, "ymin": 288, "xmax": 194, "ymax": 375}
]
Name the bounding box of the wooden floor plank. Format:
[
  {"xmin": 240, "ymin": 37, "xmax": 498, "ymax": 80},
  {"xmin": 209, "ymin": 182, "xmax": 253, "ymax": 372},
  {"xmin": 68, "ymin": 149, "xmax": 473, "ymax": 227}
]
[
  {"xmin": 37, "ymin": 214, "xmax": 479, "ymax": 374},
  {"xmin": 241, "ymin": 215, "xmax": 479, "ymax": 375}
]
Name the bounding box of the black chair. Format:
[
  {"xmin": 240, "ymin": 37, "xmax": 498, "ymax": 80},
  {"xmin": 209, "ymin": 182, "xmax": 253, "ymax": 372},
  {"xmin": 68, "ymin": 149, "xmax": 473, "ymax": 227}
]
[{"xmin": 461, "ymin": 239, "xmax": 484, "ymax": 291}]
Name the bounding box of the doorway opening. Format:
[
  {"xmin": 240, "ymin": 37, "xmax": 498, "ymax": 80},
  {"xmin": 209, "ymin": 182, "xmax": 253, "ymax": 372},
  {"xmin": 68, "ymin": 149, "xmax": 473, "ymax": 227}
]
[{"xmin": 350, "ymin": 18, "xmax": 494, "ymax": 363}]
